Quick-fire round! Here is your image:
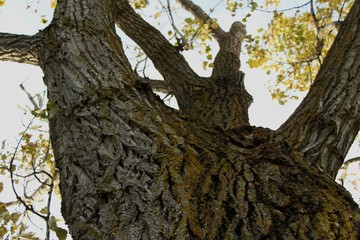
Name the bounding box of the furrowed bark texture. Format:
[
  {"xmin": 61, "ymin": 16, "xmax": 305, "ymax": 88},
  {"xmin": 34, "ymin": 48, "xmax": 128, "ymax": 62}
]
[
  {"xmin": 0, "ymin": 32, "xmax": 42, "ymax": 65},
  {"xmin": 115, "ymin": 0, "xmax": 252, "ymax": 129},
  {"xmin": 276, "ymin": 0, "xmax": 360, "ymax": 178},
  {"xmin": 13, "ymin": 0, "xmax": 360, "ymax": 239}
]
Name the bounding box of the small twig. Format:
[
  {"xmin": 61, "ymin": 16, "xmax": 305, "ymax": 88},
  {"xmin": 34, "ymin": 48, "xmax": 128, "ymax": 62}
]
[
  {"xmin": 310, "ymin": 0, "xmax": 320, "ymax": 33},
  {"xmin": 253, "ymin": 1, "xmax": 311, "ymax": 13},
  {"xmin": 20, "ymin": 83, "xmax": 40, "ymax": 110},
  {"xmin": 338, "ymin": 0, "xmax": 347, "ymax": 21},
  {"xmin": 9, "ymin": 117, "xmax": 47, "ymax": 220},
  {"xmin": 166, "ymin": 0, "xmax": 184, "ymax": 39},
  {"xmin": 45, "ymin": 173, "xmax": 55, "ymax": 240}
]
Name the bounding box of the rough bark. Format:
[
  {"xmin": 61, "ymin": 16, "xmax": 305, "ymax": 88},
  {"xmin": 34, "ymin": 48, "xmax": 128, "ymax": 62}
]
[
  {"xmin": 276, "ymin": 1, "xmax": 360, "ymax": 178},
  {"xmin": 115, "ymin": 0, "xmax": 203, "ymax": 110},
  {"xmin": 0, "ymin": 32, "xmax": 42, "ymax": 65},
  {"xmin": 114, "ymin": 0, "xmax": 252, "ymax": 129},
  {"xmin": 0, "ymin": 0, "xmax": 360, "ymax": 239}
]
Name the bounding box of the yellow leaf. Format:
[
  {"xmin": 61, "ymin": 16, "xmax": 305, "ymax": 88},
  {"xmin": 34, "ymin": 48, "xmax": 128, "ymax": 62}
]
[
  {"xmin": 0, "ymin": 226, "xmax": 7, "ymax": 237},
  {"xmin": 10, "ymin": 213, "xmax": 21, "ymax": 222},
  {"xmin": 0, "ymin": 0, "xmax": 5, "ymax": 7},
  {"xmin": 10, "ymin": 224, "xmax": 17, "ymax": 234},
  {"xmin": 210, "ymin": 22, "xmax": 219, "ymax": 29},
  {"xmin": 154, "ymin": 12, "xmax": 161, "ymax": 19},
  {"xmin": 50, "ymin": 0, "xmax": 57, "ymax": 9},
  {"xmin": 40, "ymin": 207, "xmax": 48, "ymax": 215}
]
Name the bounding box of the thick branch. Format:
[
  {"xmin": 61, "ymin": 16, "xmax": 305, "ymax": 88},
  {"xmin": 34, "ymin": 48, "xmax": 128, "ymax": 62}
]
[
  {"xmin": 115, "ymin": 0, "xmax": 203, "ymax": 109},
  {"xmin": 0, "ymin": 32, "xmax": 42, "ymax": 65},
  {"xmin": 276, "ymin": 0, "xmax": 360, "ymax": 178},
  {"xmin": 211, "ymin": 22, "xmax": 247, "ymax": 79}
]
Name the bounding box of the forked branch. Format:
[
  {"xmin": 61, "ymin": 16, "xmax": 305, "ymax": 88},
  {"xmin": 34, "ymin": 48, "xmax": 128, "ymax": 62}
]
[
  {"xmin": 114, "ymin": 0, "xmax": 203, "ymax": 109},
  {"xmin": 176, "ymin": 0, "xmax": 246, "ymax": 79}
]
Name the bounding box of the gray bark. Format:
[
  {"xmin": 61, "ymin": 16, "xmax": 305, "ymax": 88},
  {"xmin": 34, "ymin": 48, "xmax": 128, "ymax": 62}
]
[{"xmin": 0, "ymin": 0, "xmax": 359, "ymax": 239}]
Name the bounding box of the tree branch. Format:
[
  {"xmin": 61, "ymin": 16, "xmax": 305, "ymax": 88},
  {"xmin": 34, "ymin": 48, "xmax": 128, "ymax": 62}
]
[
  {"xmin": 176, "ymin": 0, "xmax": 247, "ymax": 79},
  {"xmin": 276, "ymin": 0, "xmax": 360, "ymax": 178},
  {"xmin": 114, "ymin": 0, "xmax": 203, "ymax": 109},
  {"xmin": 175, "ymin": 0, "xmax": 251, "ymax": 125},
  {"xmin": 211, "ymin": 21, "xmax": 247, "ymax": 79},
  {"xmin": 176, "ymin": 0, "xmax": 225, "ymax": 42},
  {"xmin": 0, "ymin": 32, "xmax": 42, "ymax": 65}
]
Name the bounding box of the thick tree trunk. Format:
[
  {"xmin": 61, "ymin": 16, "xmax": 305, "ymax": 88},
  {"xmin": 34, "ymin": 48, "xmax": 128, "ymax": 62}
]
[{"xmin": 0, "ymin": 0, "xmax": 359, "ymax": 239}]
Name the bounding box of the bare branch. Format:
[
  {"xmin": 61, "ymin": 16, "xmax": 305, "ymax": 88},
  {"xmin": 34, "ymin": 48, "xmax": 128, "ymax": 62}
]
[
  {"xmin": 20, "ymin": 83, "xmax": 40, "ymax": 110},
  {"xmin": 253, "ymin": 1, "xmax": 311, "ymax": 13},
  {"xmin": 0, "ymin": 32, "xmax": 42, "ymax": 65}
]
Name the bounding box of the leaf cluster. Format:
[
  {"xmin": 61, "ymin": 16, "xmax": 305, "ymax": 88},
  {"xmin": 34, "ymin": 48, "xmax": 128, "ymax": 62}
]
[{"xmin": 246, "ymin": 0, "xmax": 353, "ymax": 103}]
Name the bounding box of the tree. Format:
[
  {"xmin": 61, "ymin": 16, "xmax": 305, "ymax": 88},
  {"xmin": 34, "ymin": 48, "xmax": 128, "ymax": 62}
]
[{"xmin": 1, "ymin": 0, "xmax": 360, "ymax": 239}]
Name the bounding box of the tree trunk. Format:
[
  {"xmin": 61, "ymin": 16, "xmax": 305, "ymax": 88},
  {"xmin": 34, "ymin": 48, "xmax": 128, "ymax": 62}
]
[{"xmin": 0, "ymin": 0, "xmax": 360, "ymax": 239}]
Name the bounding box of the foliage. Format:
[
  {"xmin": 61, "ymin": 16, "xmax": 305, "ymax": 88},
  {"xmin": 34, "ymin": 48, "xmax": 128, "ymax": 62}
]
[{"xmin": 245, "ymin": 0, "xmax": 353, "ymax": 103}]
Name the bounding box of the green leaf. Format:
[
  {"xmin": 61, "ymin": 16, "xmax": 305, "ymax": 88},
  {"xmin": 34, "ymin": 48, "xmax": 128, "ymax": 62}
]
[
  {"xmin": 40, "ymin": 16, "xmax": 48, "ymax": 24},
  {"xmin": 40, "ymin": 207, "xmax": 48, "ymax": 215},
  {"xmin": 202, "ymin": 61, "xmax": 208, "ymax": 70},
  {"xmin": 54, "ymin": 227, "xmax": 68, "ymax": 240},
  {"xmin": 47, "ymin": 100, "xmax": 59, "ymax": 119},
  {"xmin": 184, "ymin": 17, "xmax": 192, "ymax": 23}
]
